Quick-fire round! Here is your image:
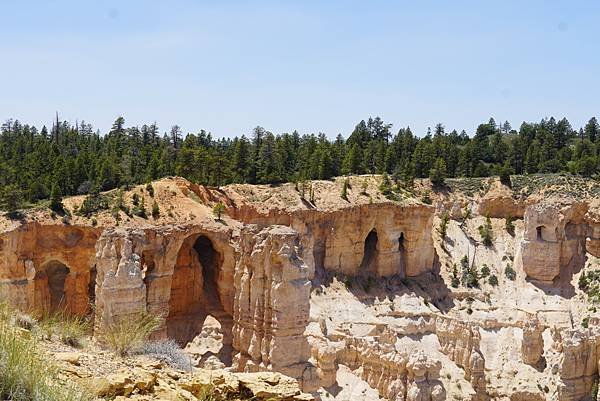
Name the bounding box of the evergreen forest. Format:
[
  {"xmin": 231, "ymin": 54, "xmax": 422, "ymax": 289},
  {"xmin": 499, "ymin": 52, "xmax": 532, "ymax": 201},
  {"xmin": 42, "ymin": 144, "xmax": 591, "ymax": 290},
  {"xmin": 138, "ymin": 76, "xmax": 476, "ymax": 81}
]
[{"xmin": 1, "ymin": 115, "xmax": 599, "ymax": 210}]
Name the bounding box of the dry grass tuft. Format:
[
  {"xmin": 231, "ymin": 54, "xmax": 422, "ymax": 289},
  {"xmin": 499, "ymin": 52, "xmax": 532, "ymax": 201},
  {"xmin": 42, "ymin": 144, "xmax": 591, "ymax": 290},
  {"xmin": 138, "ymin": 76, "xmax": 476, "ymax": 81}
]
[
  {"xmin": 0, "ymin": 303, "xmax": 92, "ymax": 401},
  {"xmin": 35, "ymin": 310, "xmax": 92, "ymax": 347},
  {"xmin": 96, "ymin": 312, "xmax": 163, "ymax": 356}
]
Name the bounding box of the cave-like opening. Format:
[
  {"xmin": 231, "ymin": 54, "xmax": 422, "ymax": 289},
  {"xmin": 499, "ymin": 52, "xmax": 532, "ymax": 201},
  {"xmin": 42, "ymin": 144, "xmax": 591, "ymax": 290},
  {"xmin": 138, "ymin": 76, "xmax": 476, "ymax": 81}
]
[
  {"xmin": 35, "ymin": 260, "xmax": 70, "ymax": 313},
  {"xmin": 398, "ymin": 232, "xmax": 407, "ymax": 275},
  {"xmin": 167, "ymin": 234, "xmax": 232, "ymax": 364},
  {"xmin": 360, "ymin": 229, "xmax": 378, "ymax": 273},
  {"xmin": 536, "ymin": 226, "xmax": 544, "ymax": 241}
]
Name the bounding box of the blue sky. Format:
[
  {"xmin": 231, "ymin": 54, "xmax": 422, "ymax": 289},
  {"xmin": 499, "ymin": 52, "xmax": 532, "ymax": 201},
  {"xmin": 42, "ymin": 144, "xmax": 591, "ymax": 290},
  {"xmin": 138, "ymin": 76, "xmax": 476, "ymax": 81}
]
[{"xmin": 1, "ymin": 1, "xmax": 598, "ymax": 138}]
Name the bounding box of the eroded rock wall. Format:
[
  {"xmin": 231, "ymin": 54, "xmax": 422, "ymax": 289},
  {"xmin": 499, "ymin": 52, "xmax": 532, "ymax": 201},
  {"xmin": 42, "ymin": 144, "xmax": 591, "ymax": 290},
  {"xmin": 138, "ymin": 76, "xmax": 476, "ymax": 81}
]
[
  {"xmin": 230, "ymin": 203, "xmax": 436, "ymax": 278},
  {"xmin": 93, "ymin": 225, "xmax": 236, "ymax": 333},
  {"xmin": 0, "ymin": 223, "xmax": 100, "ymax": 314},
  {"xmin": 554, "ymin": 324, "xmax": 600, "ymax": 401},
  {"xmin": 520, "ymin": 202, "xmax": 591, "ymax": 282},
  {"xmin": 436, "ymin": 316, "xmax": 487, "ymax": 399},
  {"xmin": 232, "ymin": 225, "xmax": 312, "ymax": 384},
  {"xmin": 91, "ymin": 223, "xmax": 314, "ymax": 384}
]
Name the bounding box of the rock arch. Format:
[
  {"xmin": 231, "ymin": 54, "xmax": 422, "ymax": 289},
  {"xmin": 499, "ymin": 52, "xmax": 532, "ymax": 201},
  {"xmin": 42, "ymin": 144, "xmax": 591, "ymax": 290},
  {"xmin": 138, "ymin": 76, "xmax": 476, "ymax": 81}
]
[{"xmin": 167, "ymin": 233, "xmax": 233, "ymax": 361}]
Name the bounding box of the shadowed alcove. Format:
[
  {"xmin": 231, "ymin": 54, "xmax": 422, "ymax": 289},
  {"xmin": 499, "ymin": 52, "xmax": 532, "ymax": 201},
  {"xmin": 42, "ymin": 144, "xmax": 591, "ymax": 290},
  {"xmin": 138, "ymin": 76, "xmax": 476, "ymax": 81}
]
[
  {"xmin": 34, "ymin": 260, "xmax": 70, "ymax": 313},
  {"xmin": 167, "ymin": 233, "xmax": 233, "ymax": 364},
  {"xmin": 398, "ymin": 232, "xmax": 407, "ymax": 275},
  {"xmin": 360, "ymin": 229, "xmax": 379, "ymax": 273}
]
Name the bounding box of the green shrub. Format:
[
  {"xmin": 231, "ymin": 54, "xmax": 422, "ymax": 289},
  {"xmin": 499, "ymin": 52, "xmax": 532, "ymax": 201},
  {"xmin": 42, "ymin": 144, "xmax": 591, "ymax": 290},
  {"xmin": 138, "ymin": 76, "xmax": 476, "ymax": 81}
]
[
  {"xmin": 151, "ymin": 201, "xmax": 160, "ymax": 219},
  {"xmin": 35, "ymin": 310, "xmax": 91, "ymax": 348},
  {"xmin": 461, "ymin": 205, "xmax": 471, "ymax": 227},
  {"xmin": 421, "ymin": 190, "xmax": 432, "ymax": 204},
  {"xmin": 341, "ymin": 178, "xmax": 350, "ymax": 201},
  {"xmin": 478, "ymin": 215, "xmax": 494, "ymax": 246},
  {"xmin": 212, "ymin": 202, "xmax": 226, "ymax": 221},
  {"xmin": 76, "ymin": 192, "xmax": 109, "ymax": 217},
  {"xmin": 138, "ymin": 340, "xmax": 192, "ymax": 371},
  {"xmin": 580, "ymin": 270, "xmax": 600, "ymax": 303},
  {"xmin": 132, "ymin": 197, "xmax": 147, "ymax": 218},
  {"xmin": 361, "ymin": 179, "xmax": 368, "ymax": 195},
  {"xmin": 438, "ymin": 212, "xmax": 450, "ymax": 238},
  {"xmin": 146, "ymin": 183, "xmax": 155, "ymax": 197},
  {"xmin": 460, "ymin": 255, "xmax": 479, "ymax": 288},
  {"xmin": 379, "ymin": 173, "xmax": 393, "ymax": 197},
  {"xmin": 579, "ymin": 271, "xmax": 589, "ymax": 290},
  {"xmin": 488, "ymin": 274, "xmax": 498, "ymax": 286},
  {"xmin": 480, "ymin": 264, "xmax": 490, "ymax": 277},
  {"xmin": 505, "ymin": 264, "xmax": 516, "ymax": 281},
  {"xmin": 505, "ymin": 215, "xmax": 515, "ymax": 235},
  {"xmin": 451, "ymin": 264, "xmax": 460, "ymax": 288}
]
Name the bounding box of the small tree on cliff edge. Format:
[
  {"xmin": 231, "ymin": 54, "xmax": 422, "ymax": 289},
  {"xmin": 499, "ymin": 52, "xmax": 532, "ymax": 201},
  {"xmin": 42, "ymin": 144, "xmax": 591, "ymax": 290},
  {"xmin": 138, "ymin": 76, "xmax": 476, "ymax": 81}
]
[
  {"xmin": 429, "ymin": 158, "xmax": 447, "ymax": 187},
  {"xmin": 213, "ymin": 202, "xmax": 226, "ymax": 221},
  {"xmin": 49, "ymin": 183, "xmax": 64, "ymax": 212}
]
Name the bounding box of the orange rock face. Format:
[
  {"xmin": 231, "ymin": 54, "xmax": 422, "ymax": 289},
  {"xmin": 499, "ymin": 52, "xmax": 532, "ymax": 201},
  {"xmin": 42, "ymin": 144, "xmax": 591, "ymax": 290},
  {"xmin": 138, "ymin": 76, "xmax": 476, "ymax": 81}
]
[{"xmin": 0, "ymin": 223, "xmax": 100, "ymax": 315}]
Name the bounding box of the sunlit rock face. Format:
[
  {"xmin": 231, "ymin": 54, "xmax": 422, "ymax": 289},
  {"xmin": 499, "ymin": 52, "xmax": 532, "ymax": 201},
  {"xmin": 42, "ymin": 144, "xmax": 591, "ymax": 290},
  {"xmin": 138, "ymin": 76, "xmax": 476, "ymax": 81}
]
[
  {"xmin": 6, "ymin": 176, "xmax": 600, "ymax": 400},
  {"xmin": 520, "ymin": 201, "xmax": 600, "ymax": 283}
]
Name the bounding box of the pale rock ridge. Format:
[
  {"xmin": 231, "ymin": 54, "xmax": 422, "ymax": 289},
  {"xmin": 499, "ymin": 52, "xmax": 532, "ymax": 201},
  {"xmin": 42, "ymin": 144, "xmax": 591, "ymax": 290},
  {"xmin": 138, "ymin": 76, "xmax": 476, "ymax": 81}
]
[
  {"xmin": 555, "ymin": 324, "xmax": 600, "ymax": 401},
  {"xmin": 521, "ymin": 318, "xmax": 545, "ymax": 367},
  {"xmin": 520, "ymin": 201, "xmax": 590, "ymax": 282},
  {"xmin": 232, "ymin": 225, "xmax": 313, "ymax": 384},
  {"xmin": 308, "ymin": 324, "xmax": 445, "ymax": 400},
  {"xmin": 227, "ymin": 200, "xmax": 437, "ymax": 278},
  {"xmin": 436, "ymin": 316, "xmax": 486, "ymax": 400},
  {"xmin": 95, "ymin": 229, "xmax": 148, "ymax": 326}
]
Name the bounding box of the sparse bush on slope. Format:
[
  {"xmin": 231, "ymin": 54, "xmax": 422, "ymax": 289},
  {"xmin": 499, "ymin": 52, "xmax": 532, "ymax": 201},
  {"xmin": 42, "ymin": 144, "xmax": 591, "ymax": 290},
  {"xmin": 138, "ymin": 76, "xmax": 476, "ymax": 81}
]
[{"xmin": 138, "ymin": 339, "xmax": 193, "ymax": 371}]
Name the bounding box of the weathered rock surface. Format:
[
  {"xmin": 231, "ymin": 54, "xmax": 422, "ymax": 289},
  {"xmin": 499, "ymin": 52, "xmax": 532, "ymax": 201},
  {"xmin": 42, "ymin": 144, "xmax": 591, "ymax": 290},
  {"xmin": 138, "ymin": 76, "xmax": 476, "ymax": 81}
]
[
  {"xmin": 436, "ymin": 316, "xmax": 486, "ymax": 399},
  {"xmin": 4, "ymin": 176, "xmax": 600, "ymax": 400},
  {"xmin": 232, "ymin": 225, "xmax": 312, "ymax": 382},
  {"xmin": 520, "ymin": 201, "xmax": 598, "ymax": 283},
  {"xmin": 0, "ymin": 223, "xmax": 100, "ymax": 314}
]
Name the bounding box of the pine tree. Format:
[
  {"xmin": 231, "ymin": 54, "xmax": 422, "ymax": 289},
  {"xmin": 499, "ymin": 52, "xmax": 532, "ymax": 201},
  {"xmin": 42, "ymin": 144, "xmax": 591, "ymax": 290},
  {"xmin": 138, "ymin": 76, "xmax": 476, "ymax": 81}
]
[
  {"xmin": 379, "ymin": 172, "xmax": 393, "ymax": 196},
  {"xmin": 151, "ymin": 201, "xmax": 160, "ymax": 219},
  {"xmin": 438, "ymin": 212, "xmax": 450, "ymax": 238},
  {"xmin": 49, "ymin": 183, "xmax": 63, "ymax": 212},
  {"xmin": 584, "ymin": 117, "xmax": 599, "ymax": 143},
  {"xmin": 0, "ymin": 184, "xmax": 24, "ymax": 214},
  {"xmin": 429, "ymin": 158, "xmax": 447, "ymax": 187},
  {"xmin": 341, "ymin": 178, "xmax": 350, "ymax": 201}
]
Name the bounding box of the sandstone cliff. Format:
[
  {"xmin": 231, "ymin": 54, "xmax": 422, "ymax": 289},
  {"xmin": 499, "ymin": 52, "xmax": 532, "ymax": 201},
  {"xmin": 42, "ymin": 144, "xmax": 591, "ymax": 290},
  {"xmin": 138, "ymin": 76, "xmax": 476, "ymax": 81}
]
[{"xmin": 2, "ymin": 174, "xmax": 600, "ymax": 401}]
